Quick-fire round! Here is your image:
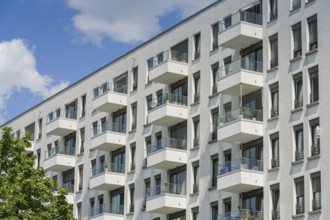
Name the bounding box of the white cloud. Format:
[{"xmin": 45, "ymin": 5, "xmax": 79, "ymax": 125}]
[
  {"xmin": 0, "ymin": 39, "xmax": 69, "ymax": 124},
  {"xmin": 67, "ymin": 0, "xmax": 214, "ymax": 45}
]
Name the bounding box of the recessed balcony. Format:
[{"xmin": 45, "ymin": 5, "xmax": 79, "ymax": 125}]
[
  {"xmin": 91, "ymin": 123, "xmax": 126, "ymax": 151},
  {"xmin": 218, "ymin": 11, "xmax": 263, "ymax": 49},
  {"xmin": 147, "ymin": 138, "xmax": 187, "ymax": 169},
  {"xmin": 217, "ymin": 58, "xmax": 263, "ymax": 96},
  {"xmin": 146, "ymin": 183, "xmax": 187, "ymax": 214},
  {"xmin": 148, "ymin": 50, "xmax": 188, "ymax": 84},
  {"xmin": 93, "ymin": 82, "xmax": 127, "ymax": 113},
  {"xmin": 218, "ymin": 209, "xmax": 263, "ymax": 220},
  {"xmin": 89, "ymin": 204, "xmax": 124, "ymax": 220},
  {"xmin": 89, "ymin": 163, "xmax": 125, "ymax": 191},
  {"xmin": 217, "ymin": 157, "xmax": 264, "ymax": 193},
  {"xmin": 44, "ymin": 146, "xmax": 75, "ymax": 172},
  {"xmin": 46, "ymin": 109, "xmax": 77, "ymax": 136},
  {"xmin": 218, "ymin": 107, "xmax": 263, "ymax": 144},
  {"xmin": 148, "ymin": 94, "xmax": 188, "ymax": 127}
]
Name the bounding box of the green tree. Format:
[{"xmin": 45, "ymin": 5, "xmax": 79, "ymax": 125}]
[{"xmin": 0, "ymin": 127, "xmax": 75, "ymax": 220}]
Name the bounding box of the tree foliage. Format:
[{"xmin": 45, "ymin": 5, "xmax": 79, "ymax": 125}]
[{"xmin": 0, "ymin": 127, "xmax": 75, "ymax": 220}]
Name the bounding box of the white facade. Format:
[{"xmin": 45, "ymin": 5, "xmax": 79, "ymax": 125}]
[{"xmin": 1, "ymin": 0, "xmax": 328, "ymax": 219}]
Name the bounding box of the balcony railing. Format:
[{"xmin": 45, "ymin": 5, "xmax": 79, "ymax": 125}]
[
  {"xmin": 218, "ymin": 157, "xmax": 263, "ymax": 176},
  {"xmin": 293, "ymin": 48, "xmax": 302, "ymax": 58},
  {"xmin": 93, "ymin": 82, "xmax": 127, "ymax": 99},
  {"xmin": 310, "ymin": 90, "xmax": 319, "ymax": 103},
  {"xmin": 194, "ymin": 92, "xmax": 200, "ymax": 103},
  {"xmin": 292, "ymin": 0, "xmax": 301, "ymax": 10},
  {"xmin": 193, "ymin": 138, "xmax": 200, "ymax": 147},
  {"xmin": 148, "ymin": 93, "xmax": 188, "ymax": 111},
  {"xmin": 89, "ymin": 204, "xmax": 124, "ymax": 217},
  {"xmin": 269, "ymin": 9, "xmax": 278, "ymax": 21},
  {"xmin": 147, "ymin": 138, "xmax": 187, "ymax": 155},
  {"xmin": 91, "ymin": 163, "xmax": 125, "ymax": 177},
  {"xmin": 47, "ymin": 108, "xmax": 77, "ymax": 123},
  {"xmin": 218, "ymin": 107, "xmax": 263, "ymax": 126},
  {"xmin": 193, "ymin": 183, "xmax": 199, "ymax": 193},
  {"xmin": 312, "ymin": 193, "xmax": 321, "ymax": 210},
  {"xmin": 295, "ymin": 148, "xmax": 304, "ymax": 161},
  {"xmin": 45, "ymin": 145, "xmax": 75, "ymax": 159},
  {"xmin": 270, "ymin": 57, "xmax": 278, "ymax": 69},
  {"xmin": 294, "ymin": 97, "xmax": 303, "ymax": 109},
  {"xmin": 296, "ymin": 200, "xmax": 304, "ymax": 214},
  {"xmin": 219, "ymin": 11, "xmax": 262, "ymax": 33},
  {"xmin": 62, "ymin": 182, "xmax": 74, "ymax": 193},
  {"xmin": 218, "ymin": 209, "xmax": 263, "ymax": 220},
  {"xmin": 272, "ymin": 208, "xmax": 280, "ymax": 220},
  {"xmin": 271, "ymin": 156, "xmax": 279, "ymax": 168},
  {"xmin": 309, "ymin": 41, "xmax": 318, "ymax": 51},
  {"xmin": 147, "ymin": 183, "xmax": 186, "ymax": 199},
  {"xmin": 148, "ymin": 50, "xmax": 188, "ymax": 70},
  {"xmin": 271, "ymin": 107, "xmax": 279, "ymax": 118},
  {"xmin": 218, "ymin": 58, "xmax": 263, "ymax": 80},
  {"xmin": 92, "ymin": 123, "xmax": 126, "ymax": 137},
  {"xmin": 311, "ymin": 143, "xmax": 320, "ymax": 156}
]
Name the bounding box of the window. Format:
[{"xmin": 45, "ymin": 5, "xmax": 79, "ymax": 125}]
[
  {"xmin": 155, "ymin": 174, "xmax": 161, "ymax": 196},
  {"xmin": 77, "ymin": 202, "xmax": 82, "ymax": 220},
  {"xmin": 145, "ymin": 136, "xmax": 151, "ymax": 154},
  {"xmin": 309, "ymin": 66, "xmax": 319, "ymax": 103},
  {"xmin": 223, "ymin": 198, "xmax": 231, "ymax": 215},
  {"xmin": 308, "ymin": 15, "xmax": 318, "ymax": 51},
  {"xmin": 211, "ymin": 63, "xmax": 219, "ymax": 95},
  {"xmin": 311, "ymin": 172, "xmax": 321, "ymax": 210},
  {"xmin": 271, "ymin": 133, "xmax": 280, "ymax": 168},
  {"xmin": 310, "ymin": 118, "xmax": 320, "ymax": 156},
  {"xmin": 294, "ymin": 125, "xmax": 304, "ymax": 161},
  {"xmin": 270, "ymin": 83, "xmax": 279, "ymax": 118},
  {"xmin": 269, "ymin": 0, "xmax": 278, "ymax": 21},
  {"xmin": 78, "ymin": 165, "xmax": 83, "ymax": 191},
  {"xmin": 144, "ymin": 178, "xmax": 150, "ymax": 208},
  {"xmin": 292, "ymin": 23, "xmax": 302, "ymax": 58},
  {"xmin": 192, "ymin": 161, "xmax": 199, "ymax": 193},
  {"xmin": 132, "ymin": 66, "xmax": 138, "ymax": 91},
  {"xmin": 211, "ymin": 22, "xmax": 219, "ymax": 50},
  {"xmin": 112, "ymin": 108, "xmax": 127, "ymax": 133},
  {"xmin": 98, "ymin": 195, "xmax": 104, "ymax": 214},
  {"xmin": 193, "ymin": 72, "xmax": 200, "ymax": 103},
  {"xmin": 36, "ymin": 149, "xmax": 41, "ymax": 168},
  {"xmin": 131, "ymin": 102, "xmax": 137, "ymax": 130},
  {"xmin": 292, "ymin": 0, "xmax": 301, "ymax": 10},
  {"xmin": 80, "ymin": 128, "xmax": 85, "ymax": 154},
  {"xmin": 295, "ymin": 177, "xmax": 304, "ymax": 214},
  {"xmin": 211, "ymin": 201, "xmax": 218, "ymax": 220},
  {"xmin": 91, "ymin": 159, "xmax": 96, "ymax": 176},
  {"xmin": 114, "ymin": 73, "xmax": 128, "ymax": 93},
  {"xmin": 269, "ymin": 34, "xmax": 278, "ymax": 68},
  {"xmin": 25, "ymin": 123, "xmax": 35, "ymax": 141},
  {"xmin": 211, "ymin": 154, "xmax": 218, "ymax": 187},
  {"xmin": 293, "ymin": 73, "xmax": 303, "ymax": 109},
  {"xmin": 65, "ymin": 100, "xmax": 77, "ymax": 119},
  {"xmin": 37, "ymin": 118, "xmax": 42, "ymax": 140},
  {"xmin": 192, "ymin": 207, "xmax": 199, "ymax": 220},
  {"xmin": 146, "ymin": 94, "xmax": 152, "ymax": 112},
  {"xmin": 62, "ymin": 168, "xmax": 74, "ymax": 193},
  {"xmin": 92, "ymin": 121, "xmax": 98, "ymax": 137},
  {"xmin": 211, "ymin": 108, "xmax": 218, "ymax": 141},
  {"xmin": 194, "ymin": 33, "xmax": 201, "ymax": 59},
  {"xmin": 101, "ymin": 117, "xmax": 107, "ymax": 132},
  {"xmin": 129, "ymin": 184, "xmax": 135, "ymax": 213},
  {"xmin": 193, "ymin": 116, "xmax": 200, "ymax": 147},
  {"xmin": 81, "ymin": 94, "xmax": 86, "ymax": 117},
  {"xmin": 271, "ymin": 184, "xmax": 280, "ymax": 219},
  {"xmin": 130, "ymin": 143, "xmax": 136, "ymax": 171},
  {"xmin": 90, "ymin": 198, "xmax": 95, "ymax": 216},
  {"xmin": 110, "ymin": 188, "xmax": 124, "ymax": 214},
  {"xmin": 169, "ymin": 210, "xmax": 186, "ymax": 220}
]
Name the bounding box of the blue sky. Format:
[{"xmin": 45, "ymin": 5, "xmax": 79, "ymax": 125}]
[{"xmin": 0, "ymin": 0, "xmax": 214, "ymax": 124}]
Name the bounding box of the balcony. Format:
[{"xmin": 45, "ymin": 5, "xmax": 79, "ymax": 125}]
[
  {"xmin": 44, "ymin": 146, "xmax": 75, "ymax": 172},
  {"xmin": 218, "ymin": 209, "xmax": 263, "ymax": 220},
  {"xmin": 147, "ymin": 138, "xmax": 187, "ymax": 169},
  {"xmin": 93, "ymin": 83, "xmax": 127, "ymax": 113},
  {"xmin": 62, "ymin": 182, "xmax": 74, "ymax": 204},
  {"xmin": 218, "ymin": 11, "xmax": 262, "ymax": 49},
  {"xmin": 89, "ymin": 163, "xmax": 125, "ymax": 191},
  {"xmin": 148, "ymin": 50, "xmax": 188, "ymax": 84},
  {"xmin": 89, "ymin": 204, "xmax": 124, "ymax": 220},
  {"xmin": 217, "ymin": 157, "xmax": 263, "ymax": 193},
  {"xmin": 46, "ymin": 109, "xmax": 77, "ymax": 136},
  {"xmin": 146, "ymin": 183, "xmax": 187, "ymax": 214},
  {"xmin": 148, "ymin": 94, "xmax": 188, "ymax": 127},
  {"xmin": 217, "ymin": 58, "xmax": 263, "ymax": 96},
  {"xmin": 218, "ymin": 107, "xmax": 263, "ymax": 143},
  {"xmin": 91, "ymin": 123, "xmax": 126, "ymax": 151}
]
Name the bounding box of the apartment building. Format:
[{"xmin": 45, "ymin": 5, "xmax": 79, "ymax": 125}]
[{"xmin": 1, "ymin": 0, "xmax": 328, "ymax": 219}]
